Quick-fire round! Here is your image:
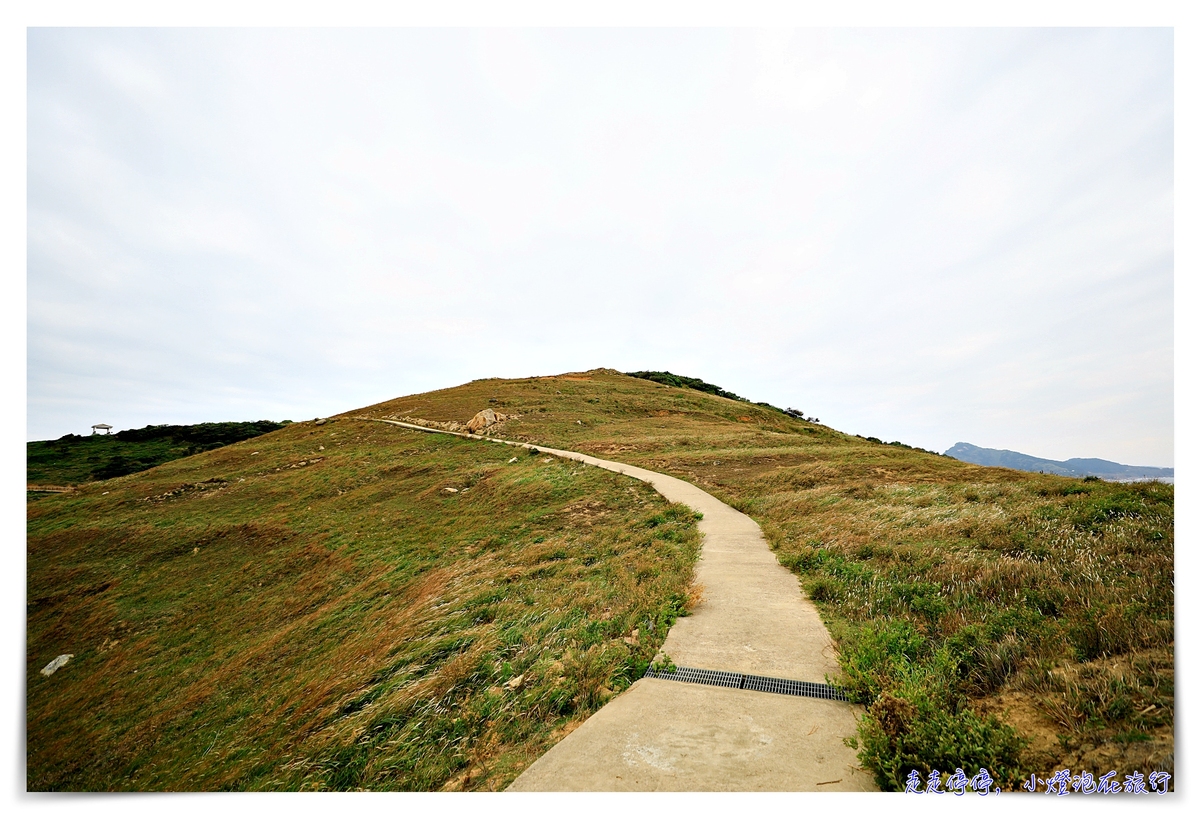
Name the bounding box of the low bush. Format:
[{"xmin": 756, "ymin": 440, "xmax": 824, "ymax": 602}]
[
  {"xmin": 851, "ymin": 688, "xmax": 1025, "ymax": 791},
  {"xmin": 624, "ymin": 371, "xmax": 745, "ymax": 401}
]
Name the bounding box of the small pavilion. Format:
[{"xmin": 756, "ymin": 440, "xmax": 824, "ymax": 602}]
[{"xmin": 91, "ymin": 424, "xmax": 112, "ymax": 435}]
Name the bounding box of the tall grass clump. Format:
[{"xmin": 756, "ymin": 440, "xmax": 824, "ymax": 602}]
[{"xmin": 770, "ymin": 479, "xmax": 1173, "ymax": 790}]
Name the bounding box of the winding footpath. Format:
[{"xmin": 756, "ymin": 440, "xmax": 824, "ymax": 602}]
[{"xmin": 365, "ymin": 418, "xmax": 877, "ymax": 791}]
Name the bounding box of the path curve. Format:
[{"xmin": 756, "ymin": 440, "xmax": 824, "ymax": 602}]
[{"xmin": 362, "ymin": 418, "xmax": 876, "ymax": 791}]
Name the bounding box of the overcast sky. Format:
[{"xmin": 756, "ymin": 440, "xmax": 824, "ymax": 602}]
[{"xmin": 27, "ymin": 27, "xmax": 1173, "ymax": 466}]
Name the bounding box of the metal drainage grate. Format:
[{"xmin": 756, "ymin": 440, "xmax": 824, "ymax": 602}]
[
  {"xmin": 656, "ymin": 666, "xmax": 744, "ymax": 689},
  {"xmin": 643, "ymin": 664, "xmax": 850, "ymax": 703}
]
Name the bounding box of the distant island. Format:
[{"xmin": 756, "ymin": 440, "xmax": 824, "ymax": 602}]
[{"xmin": 945, "ymin": 442, "xmax": 1173, "ymax": 482}]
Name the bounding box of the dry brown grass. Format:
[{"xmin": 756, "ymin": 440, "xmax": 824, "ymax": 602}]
[
  {"xmin": 30, "ymin": 369, "xmax": 1172, "ymax": 790},
  {"xmin": 28, "ymin": 416, "xmax": 700, "ymax": 790},
  {"xmin": 358, "ymin": 369, "xmax": 1173, "ymax": 789}
]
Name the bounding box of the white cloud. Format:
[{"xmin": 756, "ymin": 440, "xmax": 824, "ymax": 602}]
[
  {"xmin": 26, "ymin": 28, "xmax": 1173, "ymax": 466},
  {"xmin": 752, "ymin": 29, "xmax": 848, "ymax": 112},
  {"xmin": 474, "ymin": 29, "xmax": 554, "ymax": 109}
]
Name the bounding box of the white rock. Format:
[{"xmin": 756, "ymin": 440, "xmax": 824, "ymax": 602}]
[
  {"xmin": 41, "ymin": 654, "xmax": 73, "ymax": 677},
  {"xmin": 443, "ymin": 487, "xmax": 459, "ymax": 493},
  {"xmin": 466, "ymin": 409, "xmax": 498, "ymax": 433}
]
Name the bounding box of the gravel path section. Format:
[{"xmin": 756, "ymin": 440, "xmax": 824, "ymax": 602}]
[{"xmin": 363, "ymin": 418, "xmax": 876, "ymax": 791}]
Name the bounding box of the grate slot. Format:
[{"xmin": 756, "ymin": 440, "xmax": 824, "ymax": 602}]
[
  {"xmin": 741, "ymin": 674, "xmax": 850, "ymax": 701},
  {"xmin": 644, "ymin": 665, "xmax": 849, "ymax": 703},
  {"xmin": 645, "ymin": 665, "xmax": 743, "ymax": 689}
]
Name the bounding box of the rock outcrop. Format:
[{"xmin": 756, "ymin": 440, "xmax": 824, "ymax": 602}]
[
  {"xmin": 466, "ymin": 408, "xmax": 513, "ymax": 433},
  {"xmin": 385, "ymin": 410, "xmax": 518, "ymax": 435},
  {"xmin": 41, "ymin": 654, "xmax": 73, "ymax": 677}
]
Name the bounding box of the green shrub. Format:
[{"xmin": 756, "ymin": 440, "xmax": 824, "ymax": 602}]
[
  {"xmin": 852, "ymin": 689, "xmax": 1025, "ymax": 791},
  {"xmin": 624, "ymin": 370, "xmax": 745, "ymax": 401},
  {"xmin": 838, "ymin": 620, "xmax": 928, "ymax": 702},
  {"xmin": 838, "ymin": 620, "xmax": 1026, "ymax": 790}
]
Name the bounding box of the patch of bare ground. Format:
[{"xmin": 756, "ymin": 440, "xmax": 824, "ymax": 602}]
[{"xmin": 991, "ymin": 648, "xmax": 1175, "ymax": 782}]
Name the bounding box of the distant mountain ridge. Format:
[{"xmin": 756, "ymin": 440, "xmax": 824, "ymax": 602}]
[{"xmin": 944, "ymin": 442, "xmax": 1173, "ymax": 482}]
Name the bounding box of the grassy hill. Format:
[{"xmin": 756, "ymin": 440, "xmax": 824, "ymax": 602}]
[
  {"xmin": 27, "ymin": 421, "xmax": 290, "ymax": 486},
  {"xmin": 28, "ymin": 369, "xmax": 1173, "ymax": 790},
  {"xmin": 28, "ymin": 412, "xmax": 700, "ymax": 790}
]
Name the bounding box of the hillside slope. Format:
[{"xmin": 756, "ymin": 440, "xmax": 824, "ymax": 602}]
[
  {"xmin": 28, "ymin": 413, "xmax": 700, "ymax": 791},
  {"xmin": 357, "ymin": 369, "xmax": 1174, "ymax": 789},
  {"xmin": 29, "ymin": 369, "xmax": 1174, "ymax": 791}
]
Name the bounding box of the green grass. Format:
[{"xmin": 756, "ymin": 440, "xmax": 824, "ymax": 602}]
[
  {"xmin": 27, "ymin": 421, "xmax": 289, "ymax": 485},
  {"xmin": 30, "ymin": 369, "xmax": 1173, "ymax": 791},
  {"xmin": 27, "ymin": 417, "xmax": 700, "ymax": 790},
  {"xmin": 356, "ymin": 369, "xmax": 1173, "ymax": 790}
]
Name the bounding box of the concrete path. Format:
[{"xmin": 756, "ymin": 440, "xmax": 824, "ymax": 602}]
[{"xmin": 364, "ymin": 418, "xmax": 876, "ymax": 791}]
